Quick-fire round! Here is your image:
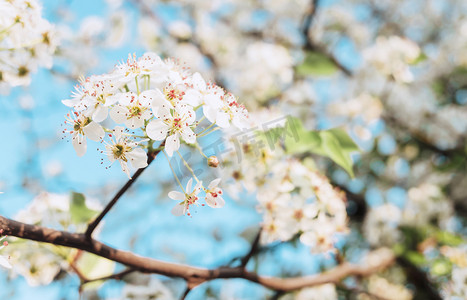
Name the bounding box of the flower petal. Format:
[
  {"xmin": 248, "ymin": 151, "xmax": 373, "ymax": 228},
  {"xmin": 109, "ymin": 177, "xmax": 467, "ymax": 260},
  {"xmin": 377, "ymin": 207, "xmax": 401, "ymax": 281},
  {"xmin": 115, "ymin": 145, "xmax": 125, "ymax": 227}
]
[
  {"xmin": 119, "ymin": 160, "xmax": 131, "ymax": 179},
  {"xmin": 83, "ymin": 121, "xmax": 105, "ymax": 142},
  {"xmin": 165, "ymin": 133, "xmax": 180, "ymax": 157},
  {"xmin": 186, "ymin": 178, "xmax": 193, "ymax": 193},
  {"xmin": 168, "ymin": 191, "xmax": 185, "ymax": 201},
  {"xmin": 127, "ymin": 148, "xmax": 148, "ymax": 169},
  {"xmin": 206, "ymin": 194, "xmax": 225, "ymax": 208},
  {"xmin": 110, "ymin": 105, "xmax": 128, "ymax": 124},
  {"xmin": 92, "ymin": 105, "xmax": 108, "ymax": 122},
  {"xmin": 171, "ymin": 203, "xmax": 186, "ymax": 216},
  {"xmin": 72, "ymin": 134, "xmax": 87, "ymax": 157},
  {"xmin": 180, "ymin": 127, "xmax": 196, "ymax": 144},
  {"xmin": 146, "ymin": 119, "xmax": 169, "ymax": 141},
  {"xmin": 208, "ymin": 178, "xmax": 221, "ymax": 189}
]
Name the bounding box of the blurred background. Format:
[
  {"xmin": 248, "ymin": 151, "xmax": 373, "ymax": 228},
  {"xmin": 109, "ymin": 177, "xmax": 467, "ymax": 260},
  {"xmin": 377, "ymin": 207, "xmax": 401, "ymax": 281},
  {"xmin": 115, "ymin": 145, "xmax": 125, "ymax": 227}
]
[{"xmin": 0, "ymin": 0, "xmax": 466, "ymax": 299}]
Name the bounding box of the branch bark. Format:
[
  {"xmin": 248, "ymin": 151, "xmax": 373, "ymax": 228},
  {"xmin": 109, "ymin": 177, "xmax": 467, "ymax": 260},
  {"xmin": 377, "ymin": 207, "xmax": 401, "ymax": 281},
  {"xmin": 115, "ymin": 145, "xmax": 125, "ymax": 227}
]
[{"xmin": 0, "ymin": 215, "xmax": 395, "ymax": 292}]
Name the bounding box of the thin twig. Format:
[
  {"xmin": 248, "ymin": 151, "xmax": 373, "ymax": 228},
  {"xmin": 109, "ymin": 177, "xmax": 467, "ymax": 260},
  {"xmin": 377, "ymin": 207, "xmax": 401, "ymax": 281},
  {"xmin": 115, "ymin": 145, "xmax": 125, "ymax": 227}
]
[
  {"xmin": 180, "ymin": 286, "xmax": 191, "ymax": 300},
  {"xmin": 85, "ymin": 144, "xmax": 164, "ymax": 239},
  {"xmin": 240, "ymin": 229, "xmax": 262, "ymax": 268},
  {"xmin": 301, "ymin": 0, "xmax": 352, "ymax": 76}
]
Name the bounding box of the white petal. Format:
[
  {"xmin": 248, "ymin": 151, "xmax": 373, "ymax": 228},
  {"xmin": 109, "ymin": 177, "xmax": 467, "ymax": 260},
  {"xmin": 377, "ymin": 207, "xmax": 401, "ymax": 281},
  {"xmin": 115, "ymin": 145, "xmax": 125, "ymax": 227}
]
[
  {"xmin": 205, "ymin": 94, "xmax": 222, "ymax": 109},
  {"xmin": 165, "ymin": 133, "xmax": 180, "ymax": 157},
  {"xmin": 193, "ymin": 180, "xmax": 203, "ymax": 194},
  {"xmin": 92, "ymin": 106, "xmax": 108, "ymax": 122},
  {"xmin": 205, "ymin": 194, "xmax": 225, "ymax": 208},
  {"xmin": 105, "ymin": 94, "xmax": 120, "ymax": 106},
  {"xmin": 127, "ymin": 148, "xmax": 148, "ymax": 169},
  {"xmin": 83, "ymin": 122, "xmax": 105, "ymax": 142},
  {"xmin": 62, "ymin": 99, "xmax": 78, "ymax": 107},
  {"xmin": 118, "ymin": 92, "xmax": 136, "ymax": 106},
  {"xmin": 180, "ymin": 127, "xmax": 196, "ymax": 144},
  {"xmin": 139, "ymin": 89, "xmax": 159, "ymax": 107},
  {"xmin": 0, "ymin": 255, "xmax": 12, "ymax": 269},
  {"xmin": 186, "ymin": 178, "xmax": 193, "ymax": 193},
  {"xmin": 125, "ymin": 116, "xmax": 145, "ymax": 129},
  {"xmin": 113, "ymin": 126, "xmax": 125, "ymax": 141},
  {"xmin": 110, "ymin": 105, "xmax": 128, "ymax": 124},
  {"xmin": 203, "ymin": 105, "xmax": 217, "ymax": 123},
  {"xmin": 146, "ymin": 120, "xmax": 169, "ymax": 140},
  {"xmin": 216, "ymin": 111, "xmax": 230, "ymax": 128},
  {"xmin": 171, "ymin": 203, "xmax": 186, "ymax": 216},
  {"xmin": 208, "ymin": 178, "xmax": 221, "ymax": 189},
  {"xmin": 119, "ymin": 160, "xmax": 131, "ymax": 179},
  {"xmin": 154, "ymin": 106, "xmax": 171, "ymax": 119},
  {"xmin": 72, "ymin": 134, "xmax": 87, "ymax": 157},
  {"xmin": 192, "ymin": 72, "xmax": 206, "ymax": 90},
  {"xmin": 184, "ymin": 89, "xmax": 202, "ymax": 106},
  {"xmin": 168, "ymin": 191, "xmax": 185, "ymax": 201},
  {"xmin": 150, "ymin": 89, "xmax": 172, "ymax": 110}
]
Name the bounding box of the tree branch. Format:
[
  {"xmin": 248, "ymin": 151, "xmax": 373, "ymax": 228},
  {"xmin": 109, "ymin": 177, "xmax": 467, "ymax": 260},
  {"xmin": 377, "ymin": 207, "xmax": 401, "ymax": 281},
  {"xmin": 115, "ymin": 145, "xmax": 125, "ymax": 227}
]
[
  {"xmin": 302, "ymin": 0, "xmax": 352, "ymax": 76},
  {"xmin": 0, "ymin": 215, "xmax": 396, "ymax": 292},
  {"xmin": 85, "ymin": 145, "xmax": 164, "ymax": 239},
  {"xmin": 82, "ymin": 268, "xmax": 136, "ymax": 285},
  {"xmin": 240, "ymin": 229, "xmax": 262, "ymax": 268}
]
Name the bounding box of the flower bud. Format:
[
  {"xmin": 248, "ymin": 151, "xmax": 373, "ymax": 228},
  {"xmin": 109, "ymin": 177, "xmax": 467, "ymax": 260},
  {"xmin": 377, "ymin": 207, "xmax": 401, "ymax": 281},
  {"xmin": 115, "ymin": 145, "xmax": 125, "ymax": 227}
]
[{"xmin": 207, "ymin": 156, "xmax": 219, "ymax": 168}]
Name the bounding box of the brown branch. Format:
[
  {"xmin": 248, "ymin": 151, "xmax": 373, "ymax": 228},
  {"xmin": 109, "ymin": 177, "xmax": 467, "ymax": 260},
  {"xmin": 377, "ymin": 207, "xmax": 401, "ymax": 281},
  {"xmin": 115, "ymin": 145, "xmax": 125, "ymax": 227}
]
[
  {"xmin": 82, "ymin": 268, "xmax": 136, "ymax": 285},
  {"xmin": 85, "ymin": 145, "xmax": 164, "ymax": 239},
  {"xmin": 0, "ymin": 215, "xmax": 395, "ymax": 292},
  {"xmin": 180, "ymin": 287, "xmax": 191, "ymax": 300},
  {"xmin": 302, "ymin": 0, "xmax": 352, "ymax": 76},
  {"xmin": 240, "ymin": 229, "xmax": 262, "ymax": 268}
]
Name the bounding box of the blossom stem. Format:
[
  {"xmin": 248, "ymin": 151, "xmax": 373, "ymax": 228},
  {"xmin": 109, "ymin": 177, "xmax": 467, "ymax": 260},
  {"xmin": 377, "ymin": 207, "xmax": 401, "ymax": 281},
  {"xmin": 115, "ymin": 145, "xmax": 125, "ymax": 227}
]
[
  {"xmin": 135, "ymin": 76, "xmax": 140, "ymax": 95},
  {"xmin": 176, "ymin": 150, "xmax": 200, "ymax": 184},
  {"xmin": 163, "ymin": 150, "xmax": 185, "ymax": 192},
  {"xmin": 197, "ymin": 127, "xmax": 220, "ymax": 138},
  {"xmin": 196, "ymin": 122, "xmax": 216, "ymax": 136},
  {"xmin": 194, "ymin": 143, "xmax": 208, "ymax": 159}
]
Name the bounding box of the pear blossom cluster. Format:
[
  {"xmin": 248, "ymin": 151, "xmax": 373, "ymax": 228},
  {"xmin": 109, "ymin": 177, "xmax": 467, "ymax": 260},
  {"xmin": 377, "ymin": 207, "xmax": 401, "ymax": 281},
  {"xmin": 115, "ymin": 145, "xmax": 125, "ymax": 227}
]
[
  {"xmin": 168, "ymin": 177, "xmax": 226, "ymax": 216},
  {"xmin": 63, "ymin": 52, "xmax": 249, "ymax": 215},
  {"xmin": 0, "ymin": 0, "xmax": 57, "ymax": 89},
  {"xmin": 363, "ymin": 35, "xmax": 421, "ymax": 83},
  {"xmin": 220, "ymin": 135, "xmax": 348, "ymax": 253}
]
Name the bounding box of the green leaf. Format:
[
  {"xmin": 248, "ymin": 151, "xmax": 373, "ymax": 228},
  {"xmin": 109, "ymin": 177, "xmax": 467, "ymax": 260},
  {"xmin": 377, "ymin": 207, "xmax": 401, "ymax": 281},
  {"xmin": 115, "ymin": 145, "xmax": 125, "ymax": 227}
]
[
  {"xmin": 435, "ymin": 231, "xmax": 464, "ymax": 247},
  {"xmin": 410, "ymin": 52, "xmax": 428, "ymax": 65},
  {"xmin": 296, "ymin": 51, "xmax": 339, "ymax": 76},
  {"xmin": 326, "ymin": 128, "xmax": 359, "ymax": 152},
  {"xmin": 283, "ymin": 118, "xmax": 322, "ymax": 155},
  {"xmin": 320, "ymin": 131, "xmax": 355, "ymax": 177},
  {"xmin": 405, "ymin": 250, "xmax": 427, "ymax": 266},
  {"xmin": 70, "ymin": 192, "xmax": 99, "ymax": 224},
  {"xmin": 283, "ymin": 118, "xmax": 358, "ymax": 177}
]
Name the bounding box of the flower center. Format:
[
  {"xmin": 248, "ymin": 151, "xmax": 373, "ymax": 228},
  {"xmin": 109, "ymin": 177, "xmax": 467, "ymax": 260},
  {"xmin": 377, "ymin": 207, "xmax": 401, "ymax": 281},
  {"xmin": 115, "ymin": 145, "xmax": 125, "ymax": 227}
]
[
  {"xmin": 129, "ymin": 105, "xmax": 143, "ymax": 118},
  {"xmin": 112, "ymin": 143, "xmax": 131, "ymax": 161}
]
